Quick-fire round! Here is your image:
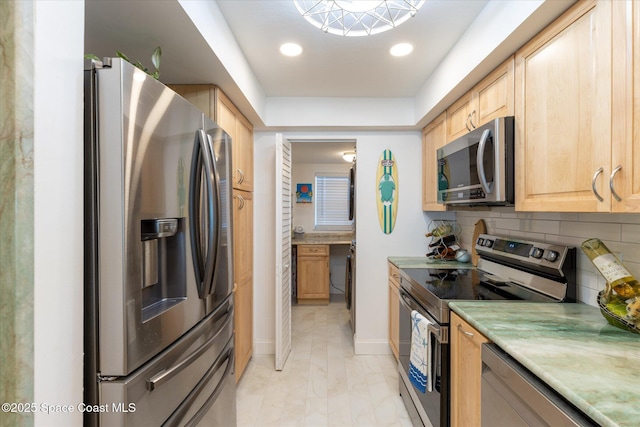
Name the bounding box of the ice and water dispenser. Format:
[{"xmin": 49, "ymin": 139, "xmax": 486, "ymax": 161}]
[{"xmin": 141, "ymin": 218, "xmax": 186, "ymax": 322}]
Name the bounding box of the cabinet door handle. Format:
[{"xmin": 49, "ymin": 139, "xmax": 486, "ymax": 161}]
[
  {"xmin": 237, "ymin": 168, "xmax": 245, "ymax": 184},
  {"xmin": 465, "ymin": 113, "xmax": 472, "ymax": 132},
  {"xmin": 591, "ymin": 167, "xmax": 604, "ymax": 202},
  {"xmin": 469, "ymin": 110, "xmax": 477, "ymax": 129},
  {"xmin": 457, "ymin": 323, "xmax": 474, "ymax": 337},
  {"xmin": 236, "ymin": 194, "xmax": 245, "ymax": 210},
  {"xmin": 610, "ymin": 164, "xmax": 622, "ymax": 202}
]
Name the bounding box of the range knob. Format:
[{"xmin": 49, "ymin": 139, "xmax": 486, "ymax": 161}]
[
  {"xmin": 483, "ymin": 239, "xmax": 494, "ymax": 248},
  {"xmin": 530, "ymin": 247, "xmax": 544, "ymax": 259},
  {"xmin": 544, "ymin": 250, "xmax": 559, "ymax": 262},
  {"xmin": 477, "ymin": 238, "xmax": 484, "ymax": 246}
]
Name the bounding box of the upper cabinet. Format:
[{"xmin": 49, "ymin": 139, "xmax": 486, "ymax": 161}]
[
  {"xmin": 514, "ymin": 0, "xmax": 616, "ymax": 212},
  {"xmin": 609, "ymin": 0, "xmax": 640, "ymax": 212},
  {"xmin": 446, "ymin": 56, "xmax": 515, "ymax": 143},
  {"xmin": 169, "ymin": 85, "xmax": 254, "ymax": 191},
  {"xmin": 422, "ymin": 112, "xmax": 447, "ymax": 211},
  {"xmin": 216, "ymin": 90, "xmax": 254, "ymax": 192}
]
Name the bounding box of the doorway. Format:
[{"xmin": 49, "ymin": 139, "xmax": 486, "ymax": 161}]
[{"xmin": 275, "ymin": 139, "xmax": 356, "ymax": 370}]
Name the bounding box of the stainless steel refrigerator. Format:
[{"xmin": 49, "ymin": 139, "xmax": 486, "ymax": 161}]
[{"xmin": 84, "ymin": 58, "xmax": 236, "ymax": 426}]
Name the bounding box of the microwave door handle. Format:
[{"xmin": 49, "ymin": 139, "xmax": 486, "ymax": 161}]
[{"xmin": 476, "ymin": 128, "xmax": 493, "ymax": 194}]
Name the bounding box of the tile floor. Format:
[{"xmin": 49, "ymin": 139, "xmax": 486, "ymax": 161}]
[{"xmin": 236, "ymin": 300, "xmax": 412, "ymax": 426}]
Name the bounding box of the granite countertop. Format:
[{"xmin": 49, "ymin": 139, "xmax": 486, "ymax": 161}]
[
  {"xmin": 291, "ymin": 232, "xmax": 354, "ymax": 245},
  {"xmin": 449, "ymin": 301, "xmax": 640, "ymax": 427},
  {"xmin": 388, "ymin": 256, "xmax": 473, "ymax": 269}
]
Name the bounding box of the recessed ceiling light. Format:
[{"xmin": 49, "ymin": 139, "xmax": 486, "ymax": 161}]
[
  {"xmin": 280, "ymin": 43, "xmax": 303, "ymax": 57},
  {"xmin": 390, "ymin": 43, "xmax": 414, "ymax": 57}
]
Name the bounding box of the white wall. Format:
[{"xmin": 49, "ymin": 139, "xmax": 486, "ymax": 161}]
[
  {"xmin": 33, "ymin": 1, "xmax": 84, "ymax": 425},
  {"xmin": 253, "ymin": 132, "xmax": 277, "ymax": 354},
  {"xmin": 254, "ymin": 130, "xmax": 455, "ymax": 355},
  {"xmin": 291, "ymin": 162, "xmax": 352, "ymax": 233}
]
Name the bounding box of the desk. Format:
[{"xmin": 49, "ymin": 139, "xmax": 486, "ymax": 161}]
[
  {"xmin": 291, "ymin": 233, "xmax": 353, "ymax": 303},
  {"xmin": 291, "ymin": 232, "xmax": 354, "ymax": 246}
]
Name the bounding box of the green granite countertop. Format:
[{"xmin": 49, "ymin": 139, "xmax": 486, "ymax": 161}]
[
  {"xmin": 449, "ymin": 301, "xmax": 640, "ymax": 427},
  {"xmin": 291, "ymin": 232, "xmax": 353, "ymax": 245},
  {"xmin": 388, "ymin": 256, "xmax": 473, "ymax": 269}
]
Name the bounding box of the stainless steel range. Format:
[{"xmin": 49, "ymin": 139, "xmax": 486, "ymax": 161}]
[{"xmin": 397, "ymin": 234, "xmax": 576, "ymax": 427}]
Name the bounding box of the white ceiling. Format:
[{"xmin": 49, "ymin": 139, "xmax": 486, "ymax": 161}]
[
  {"xmin": 85, "ymin": 0, "xmax": 486, "ymax": 98},
  {"xmin": 85, "ymin": 0, "xmax": 574, "ymax": 137},
  {"xmin": 214, "ymin": 0, "xmax": 488, "ymax": 98},
  {"xmin": 291, "ymin": 140, "xmax": 357, "ymax": 164}
]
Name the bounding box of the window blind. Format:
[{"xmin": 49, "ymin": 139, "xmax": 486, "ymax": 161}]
[{"xmin": 315, "ymin": 174, "xmax": 352, "ymax": 229}]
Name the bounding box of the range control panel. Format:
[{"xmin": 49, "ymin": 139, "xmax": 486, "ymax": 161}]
[{"xmin": 475, "ymin": 234, "xmax": 570, "ymax": 269}]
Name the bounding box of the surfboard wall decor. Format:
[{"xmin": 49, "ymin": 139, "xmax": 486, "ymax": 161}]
[{"xmin": 376, "ymin": 149, "xmax": 398, "ymax": 234}]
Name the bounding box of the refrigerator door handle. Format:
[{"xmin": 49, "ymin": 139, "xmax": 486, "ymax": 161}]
[
  {"xmin": 146, "ymin": 304, "xmax": 232, "ymax": 391},
  {"xmin": 203, "ymin": 132, "xmax": 221, "ymax": 297},
  {"xmin": 188, "ymin": 129, "xmax": 216, "ymax": 298}
]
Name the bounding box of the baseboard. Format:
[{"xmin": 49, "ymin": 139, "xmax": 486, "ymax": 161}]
[
  {"xmin": 253, "ymin": 337, "xmax": 392, "ymax": 355},
  {"xmin": 253, "ymin": 339, "xmax": 275, "ymax": 355},
  {"xmin": 354, "ymin": 337, "xmax": 393, "ymax": 355}
]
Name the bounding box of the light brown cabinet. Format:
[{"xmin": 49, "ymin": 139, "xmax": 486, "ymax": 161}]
[
  {"xmin": 388, "ymin": 262, "xmax": 400, "ymax": 360},
  {"xmin": 168, "ymin": 84, "xmax": 254, "ymax": 191},
  {"xmin": 608, "ymin": 0, "xmax": 640, "ymax": 212},
  {"xmin": 514, "ymin": 0, "xmax": 615, "ymax": 212},
  {"xmin": 233, "ymin": 190, "xmax": 253, "ymax": 382},
  {"xmin": 450, "ymin": 312, "xmax": 490, "ymax": 427},
  {"xmin": 422, "ymin": 112, "xmax": 448, "ymax": 211},
  {"xmin": 216, "ymin": 89, "xmax": 254, "ymax": 192},
  {"xmin": 297, "ymin": 245, "xmax": 330, "ymax": 304},
  {"xmin": 446, "ymin": 56, "xmax": 514, "ymax": 143}
]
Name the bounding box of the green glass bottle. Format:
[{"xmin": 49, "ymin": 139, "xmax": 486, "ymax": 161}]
[{"xmin": 581, "ymin": 238, "xmax": 640, "ymax": 300}]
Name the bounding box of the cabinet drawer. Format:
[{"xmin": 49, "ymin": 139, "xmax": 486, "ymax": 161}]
[{"xmin": 298, "ymin": 245, "xmax": 329, "ymax": 256}]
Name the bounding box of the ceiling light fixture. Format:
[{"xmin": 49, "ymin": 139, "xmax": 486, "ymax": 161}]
[
  {"xmin": 293, "ymin": 0, "xmax": 425, "ymax": 37},
  {"xmin": 342, "ymin": 151, "xmax": 356, "ymax": 162},
  {"xmin": 280, "ymin": 42, "xmax": 303, "ymax": 56},
  {"xmin": 390, "ymin": 42, "xmax": 414, "ymax": 56}
]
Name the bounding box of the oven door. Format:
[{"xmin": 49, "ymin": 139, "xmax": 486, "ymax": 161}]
[
  {"xmin": 437, "ymin": 116, "xmax": 513, "ymax": 205},
  {"xmin": 398, "ymin": 288, "xmax": 449, "ymax": 427}
]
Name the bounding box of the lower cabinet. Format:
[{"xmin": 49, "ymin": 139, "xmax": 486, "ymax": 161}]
[
  {"xmin": 234, "ymin": 276, "xmax": 252, "ymax": 383},
  {"xmin": 297, "ymin": 245, "xmax": 330, "ymax": 304},
  {"xmin": 233, "ymin": 190, "xmax": 253, "ymax": 382},
  {"xmin": 450, "ymin": 311, "xmax": 490, "ymax": 427},
  {"xmin": 388, "ymin": 262, "xmax": 400, "ymax": 360}
]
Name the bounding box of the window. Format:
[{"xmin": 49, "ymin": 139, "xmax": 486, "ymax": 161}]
[{"xmin": 314, "ymin": 173, "xmax": 353, "ymax": 230}]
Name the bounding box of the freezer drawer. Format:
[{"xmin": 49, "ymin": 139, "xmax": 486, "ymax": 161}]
[{"xmin": 100, "ymin": 297, "xmax": 234, "ymax": 426}]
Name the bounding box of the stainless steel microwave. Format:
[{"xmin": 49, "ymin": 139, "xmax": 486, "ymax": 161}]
[{"xmin": 437, "ymin": 116, "xmax": 514, "ymax": 206}]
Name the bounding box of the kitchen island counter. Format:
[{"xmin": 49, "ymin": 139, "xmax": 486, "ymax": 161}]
[{"xmin": 449, "ymin": 301, "xmax": 640, "ymax": 427}]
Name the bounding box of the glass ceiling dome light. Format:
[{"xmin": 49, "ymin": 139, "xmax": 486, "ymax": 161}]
[{"xmin": 293, "ymin": 0, "xmax": 425, "ymax": 37}]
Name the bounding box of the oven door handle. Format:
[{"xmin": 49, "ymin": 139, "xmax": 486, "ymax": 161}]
[
  {"xmin": 400, "ymin": 290, "xmax": 447, "ymax": 393},
  {"xmin": 399, "ymin": 291, "xmax": 446, "ymax": 343}
]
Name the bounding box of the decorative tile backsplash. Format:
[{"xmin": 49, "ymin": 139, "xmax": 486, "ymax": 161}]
[{"xmin": 454, "ymin": 208, "xmax": 640, "ymax": 307}]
